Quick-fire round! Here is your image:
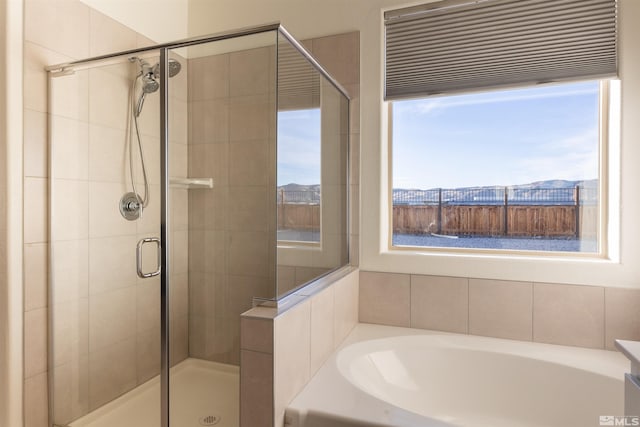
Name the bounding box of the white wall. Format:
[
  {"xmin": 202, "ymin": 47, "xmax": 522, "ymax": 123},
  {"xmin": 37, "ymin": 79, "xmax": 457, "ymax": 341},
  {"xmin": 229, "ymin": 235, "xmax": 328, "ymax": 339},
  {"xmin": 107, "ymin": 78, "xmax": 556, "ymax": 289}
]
[
  {"xmin": 0, "ymin": 0, "xmax": 23, "ymax": 425},
  {"xmin": 189, "ymin": 0, "xmax": 640, "ymax": 288},
  {"xmin": 80, "ymin": 0, "xmax": 189, "ymax": 43}
]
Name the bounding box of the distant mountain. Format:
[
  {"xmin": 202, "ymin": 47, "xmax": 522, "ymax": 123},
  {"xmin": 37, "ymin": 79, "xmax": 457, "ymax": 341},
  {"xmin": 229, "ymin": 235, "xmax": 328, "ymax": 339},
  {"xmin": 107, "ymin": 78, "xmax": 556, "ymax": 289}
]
[
  {"xmin": 277, "ymin": 183, "xmax": 321, "ymax": 203},
  {"xmin": 278, "ymin": 183, "xmax": 320, "ymax": 192}
]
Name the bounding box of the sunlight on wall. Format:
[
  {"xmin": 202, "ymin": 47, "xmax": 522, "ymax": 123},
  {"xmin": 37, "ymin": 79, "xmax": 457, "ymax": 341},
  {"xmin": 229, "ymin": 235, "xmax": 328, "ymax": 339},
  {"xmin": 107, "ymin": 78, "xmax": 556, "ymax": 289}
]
[{"xmin": 80, "ymin": 0, "xmax": 188, "ymax": 43}]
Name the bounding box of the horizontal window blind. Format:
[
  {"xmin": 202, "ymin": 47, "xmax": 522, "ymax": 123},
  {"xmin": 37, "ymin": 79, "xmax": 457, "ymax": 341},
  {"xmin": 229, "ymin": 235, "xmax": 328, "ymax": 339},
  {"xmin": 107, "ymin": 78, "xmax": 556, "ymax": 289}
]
[
  {"xmin": 384, "ymin": 0, "xmax": 618, "ymax": 100},
  {"xmin": 278, "ymin": 41, "xmax": 320, "ymax": 110}
]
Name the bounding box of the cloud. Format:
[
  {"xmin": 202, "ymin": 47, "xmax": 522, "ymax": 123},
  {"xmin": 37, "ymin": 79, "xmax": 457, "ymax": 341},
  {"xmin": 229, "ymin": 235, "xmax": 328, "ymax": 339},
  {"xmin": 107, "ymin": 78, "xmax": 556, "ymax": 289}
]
[{"xmin": 396, "ymin": 83, "xmax": 599, "ymax": 116}]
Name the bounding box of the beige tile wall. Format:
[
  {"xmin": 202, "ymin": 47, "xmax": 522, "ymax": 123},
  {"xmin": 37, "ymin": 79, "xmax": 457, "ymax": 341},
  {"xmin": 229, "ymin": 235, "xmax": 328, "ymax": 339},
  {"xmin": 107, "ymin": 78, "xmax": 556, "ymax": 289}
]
[
  {"xmin": 187, "ymin": 43, "xmax": 277, "ymax": 366},
  {"xmin": 24, "ymin": 1, "xmax": 189, "ymax": 425},
  {"xmin": 240, "ymin": 268, "xmax": 359, "ymax": 427},
  {"xmin": 360, "ymin": 271, "xmax": 640, "ymax": 350}
]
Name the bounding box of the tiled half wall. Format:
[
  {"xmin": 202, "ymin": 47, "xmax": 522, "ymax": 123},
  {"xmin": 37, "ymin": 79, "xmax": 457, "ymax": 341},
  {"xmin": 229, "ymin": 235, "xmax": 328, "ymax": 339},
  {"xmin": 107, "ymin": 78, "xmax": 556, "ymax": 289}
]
[
  {"xmin": 239, "ymin": 268, "xmax": 359, "ymax": 427},
  {"xmin": 360, "ymin": 271, "xmax": 640, "ymax": 351}
]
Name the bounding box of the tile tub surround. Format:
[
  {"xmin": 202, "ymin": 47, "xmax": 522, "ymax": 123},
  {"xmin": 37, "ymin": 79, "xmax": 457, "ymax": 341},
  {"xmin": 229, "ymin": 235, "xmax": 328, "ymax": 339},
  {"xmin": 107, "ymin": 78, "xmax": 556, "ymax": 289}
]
[
  {"xmin": 240, "ymin": 267, "xmax": 359, "ymax": 427},
  {"xmin": 359, "ymin": 271, "xmax": 640, "ymax": 351}
]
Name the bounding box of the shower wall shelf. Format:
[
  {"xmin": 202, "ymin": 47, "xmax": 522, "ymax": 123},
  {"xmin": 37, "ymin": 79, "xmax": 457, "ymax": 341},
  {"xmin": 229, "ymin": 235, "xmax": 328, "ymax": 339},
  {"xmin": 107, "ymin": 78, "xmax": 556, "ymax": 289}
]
[{"xmin": 169, "ymin": 177, "xmax": 214, "ymax": 189}]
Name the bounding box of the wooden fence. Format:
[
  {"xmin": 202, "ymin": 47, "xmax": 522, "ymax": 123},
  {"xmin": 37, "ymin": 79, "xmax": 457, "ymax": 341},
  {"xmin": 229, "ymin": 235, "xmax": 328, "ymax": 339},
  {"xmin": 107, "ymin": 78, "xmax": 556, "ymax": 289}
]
[
  {"xmin": 278, "ymin": 203, "xmax": 320, "ymax": 231},
  {"xmin": 393, "ymin": 204, "xmax": 598, "ymax": 238}
]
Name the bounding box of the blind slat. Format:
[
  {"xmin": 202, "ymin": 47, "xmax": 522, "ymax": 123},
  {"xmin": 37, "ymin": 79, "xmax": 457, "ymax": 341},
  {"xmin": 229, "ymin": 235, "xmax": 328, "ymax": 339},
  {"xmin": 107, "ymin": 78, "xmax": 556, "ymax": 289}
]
[{"xmin": 384, "ymin": 0, "xmax": 618, "ymax": 100}]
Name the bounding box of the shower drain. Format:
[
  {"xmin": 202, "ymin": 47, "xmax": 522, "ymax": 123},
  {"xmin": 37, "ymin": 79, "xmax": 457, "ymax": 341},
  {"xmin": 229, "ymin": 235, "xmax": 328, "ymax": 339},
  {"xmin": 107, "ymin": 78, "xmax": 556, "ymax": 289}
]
[{"xmin": 199, "ymin": 415, "xmax": 221, "ymax": 426}]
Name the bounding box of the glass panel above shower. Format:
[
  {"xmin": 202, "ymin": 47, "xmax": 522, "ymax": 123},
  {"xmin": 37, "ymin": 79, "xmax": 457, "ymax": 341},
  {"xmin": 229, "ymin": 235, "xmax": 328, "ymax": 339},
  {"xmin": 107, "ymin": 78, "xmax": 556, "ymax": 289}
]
[{"xmin": 275, "ymin": 32, "xmax": 350, "ymax": 298}]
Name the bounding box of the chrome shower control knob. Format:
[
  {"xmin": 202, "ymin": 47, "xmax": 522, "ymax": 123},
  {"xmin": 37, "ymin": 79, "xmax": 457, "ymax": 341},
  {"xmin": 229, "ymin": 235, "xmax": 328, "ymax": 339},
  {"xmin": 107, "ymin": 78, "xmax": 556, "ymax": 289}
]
[{"xmin": 120, "ymin": 192, "xmax": 143, "ymax": 221}]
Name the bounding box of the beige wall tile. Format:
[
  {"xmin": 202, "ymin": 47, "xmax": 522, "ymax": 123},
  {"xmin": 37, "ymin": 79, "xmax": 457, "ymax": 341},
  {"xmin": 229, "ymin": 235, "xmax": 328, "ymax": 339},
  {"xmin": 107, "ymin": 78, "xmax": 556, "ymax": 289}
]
[
  {"xmin": 190, "ymin": 100, "xmax": 230, "ymax": 145},
  {"xmin": 88, "ymin": 337, "xmax": 136, "ymax": 410},
  {"xmin": 469, "ymin": 279, "xmax": 533, "ymax": 341},
  {"xmin": 51, "ymin": 298, "xmax": 88, "ymax": 368},
  {"xmin": 170, "ymin": 98, "xmax": 189, "ymax": 145},
  {"xmin": 227, "ymin": 186, "xmax": 269, "ymax": 232},
  {"xmin": 229, "ymin": 97, "xmax": 272, "ymax": 143},
  {"xmin": 136, "ymin": 328, "xmax": 160, "ymax": 384},
  {"xmin": 230, "ymin": 47, "xmax": 271, "ymax": 97},
  {"xmin": 534, "ymin": 283, "xmax": 604, "ymax": 348},
  {"xmin": 88, "ymin": 124, "xmax": 127, "ymax": 183},
  {"xmin": 240, "ymin": 317, "xmax": 274, "ymax": 354},
  {"xmin": 51, "ymin": 180, "xmax": 89, "ymax": 242},
  {"xmin": 312, "ymin": 32, "xmax": 360, "ymax": 86},
  {"xmin": 228, "ymin": 275, "xmax": 272, "ymax": 314},
  {"xmin": 359, "ymin": 271, "xmax": 410, "ymax": 327},
  {"xmin": 170, "ymin": 142, "xmax": 188, "ymax": 178},
  {"xmin": 274, "ymin": 300, "xmax": 311, "ymax": 427},
  {"xmin": 88, "ymin": 181, "xmax": 136, "ymax": 238},
  {"xmin": 411, "ymin": 275, "xmax": 468, "ymax": 333},
  {"xmin": 24, "ymin": 109, "xmax": 48, "ymax": 178},
  {"xmin": 25, "ymin": 0, "xmax": 90, "ymax": 58},
  {"xmin": 88, "ymin": 235, "xmax": 137, "ymax": 295},
  {"xmin": 134, "ymin": 185, "xmax": 161, "ymax": 236},
  {"xmin": 334, "ymin": 269, "xmax": 359, "ymax": 347},
  {"xmin": 24, "ymin": 372, "xmax": 49, "ymax": 427},
  {"xmin": 88, "ymin": 68, "xmax": 129, "ymax": 130},
  {"xmin": 24, "ymin": 177, "xmax": 48, "ymax": 244},
  {"xmin": 89, "ymin": 9, "xmax": 137, "ymax": 57},
  {"xmin": 171, "ymin": 189, "xmax": 189, "ymax": 231},
  {"xmin": 188, "ymin": 54, "xmax": 230, "ymax": 101},
  {"xmin": 89, "ymin": 286, "xmax": 136, "ymax": 351},
  {"xmin": 240, "ymin": 350, "xmax": 273, "ymax": 427},
  {"xmin": 51, "ymin": 115, "xmax": 89, "ymax": 180},
  {"xmin": 171, "ymin": 314, "xmax": 189, "ymax": 365},
  {"xmin": 24, "ymin": 308, "xmax": 48, "ymax": 379},
  {"xmin": 228, "ymin": 231, "xmax": 269, "ymax": 277},
  {"xmin": 171, "ymin": 230, "xmax": 189, "ymax": 275},
  {"xmin": 605, "ymin": 288, "xmax": 640, "ymax": 349},
  {"xmin": 51, "ymin": 239, "xmax": 89, "ymax": 304},
  {"xmin": 52, "ymin": 358, "xmax": 89, "ymax": 425},
  {"xmin": 50, "ymin": 69, "xmax": 90, "ymax": 122},
  {"xmin": 24, "ymin": 243, "xmax": 48, "ymax": 311},
  {"xmin": 171, "ymin": 273, "xmax": 189, "ymax": 320},
  {"xmin": 24, "ymin": 42, "xmax": 72, "ymax": 113},
  {"xmin": 136, "ymin": 277, "xmax": 160, "ymax": 334},
  {"xmin": 310, "ymin": 286, "xmax": 335, "ymax": 375}
]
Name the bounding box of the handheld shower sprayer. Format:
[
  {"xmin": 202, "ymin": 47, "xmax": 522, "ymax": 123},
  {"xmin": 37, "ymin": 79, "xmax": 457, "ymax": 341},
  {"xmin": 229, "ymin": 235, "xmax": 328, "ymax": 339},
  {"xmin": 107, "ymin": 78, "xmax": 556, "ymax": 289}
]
[{"xmin": 120, "ymin": 55, "xmax": 182, "ymax": 221}]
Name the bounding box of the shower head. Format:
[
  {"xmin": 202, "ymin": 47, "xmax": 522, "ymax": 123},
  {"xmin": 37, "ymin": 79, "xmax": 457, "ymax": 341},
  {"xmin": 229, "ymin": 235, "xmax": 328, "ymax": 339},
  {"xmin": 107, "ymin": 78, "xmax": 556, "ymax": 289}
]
[
  {"xmin": 168, "ymin": 59, "xmax": 182, "ymax": 77},
  {"xmin": 141, "ymin": 73, "xmax": 160, "ymax": 93},
  {"xmin": 131, "ymin": 57, "xmax": 182, "ymax": 117}
]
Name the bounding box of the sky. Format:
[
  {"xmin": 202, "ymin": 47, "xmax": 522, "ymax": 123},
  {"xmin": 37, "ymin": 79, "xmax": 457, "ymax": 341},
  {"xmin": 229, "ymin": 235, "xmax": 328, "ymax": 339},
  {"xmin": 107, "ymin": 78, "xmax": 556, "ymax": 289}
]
[
  {"xmin": 392, "ymin": 81, "xmax": 600, "ymax": 190},
  {"xmin": 277, "ymin": 109, "xmax": 321, "ymax": 186}
]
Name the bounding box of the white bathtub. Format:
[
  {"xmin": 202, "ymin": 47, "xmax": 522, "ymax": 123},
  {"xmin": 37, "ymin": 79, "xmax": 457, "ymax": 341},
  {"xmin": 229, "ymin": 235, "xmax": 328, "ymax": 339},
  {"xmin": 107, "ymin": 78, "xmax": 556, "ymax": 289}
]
[{"xmin": 286, "ymin": 324, "xmax": 628, "ymax": 427}]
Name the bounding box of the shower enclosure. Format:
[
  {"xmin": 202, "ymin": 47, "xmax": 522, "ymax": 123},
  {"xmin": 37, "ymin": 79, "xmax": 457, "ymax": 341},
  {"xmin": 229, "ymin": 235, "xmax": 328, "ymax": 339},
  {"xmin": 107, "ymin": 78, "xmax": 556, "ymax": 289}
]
[{"xmin": 46, "ymin": 24, "xmax": 349, "ymax": 427}]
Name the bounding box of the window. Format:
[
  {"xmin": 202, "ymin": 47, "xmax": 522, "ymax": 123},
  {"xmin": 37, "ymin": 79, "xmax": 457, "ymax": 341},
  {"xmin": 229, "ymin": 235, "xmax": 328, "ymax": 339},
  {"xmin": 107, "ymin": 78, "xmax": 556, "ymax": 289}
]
[
  {"xmin": 385, "ymin": 0, "xmax": 617, "ymax": 254},
  {"xmin": 277, "ymin": 109, "xmax": 321, "ymax": 243}
]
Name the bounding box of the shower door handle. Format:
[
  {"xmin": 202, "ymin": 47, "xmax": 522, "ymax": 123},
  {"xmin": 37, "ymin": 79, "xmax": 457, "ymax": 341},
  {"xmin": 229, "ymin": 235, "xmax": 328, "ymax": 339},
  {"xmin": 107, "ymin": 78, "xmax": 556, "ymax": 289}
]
[{"xmin": 136, "ymin": 237, "xmax": 162, "ymax": 278}]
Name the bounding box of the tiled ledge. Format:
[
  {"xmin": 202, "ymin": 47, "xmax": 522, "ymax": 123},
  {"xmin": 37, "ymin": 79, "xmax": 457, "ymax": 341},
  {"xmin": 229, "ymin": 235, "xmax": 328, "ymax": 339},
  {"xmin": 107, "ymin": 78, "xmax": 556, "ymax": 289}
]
[
  {"xmin": 360, "ymin": 271, "xmax": 640, "ymax": 351},
  {"xmin": 240, "ymin": 267, "xmax": 359, "ymax": 427}
]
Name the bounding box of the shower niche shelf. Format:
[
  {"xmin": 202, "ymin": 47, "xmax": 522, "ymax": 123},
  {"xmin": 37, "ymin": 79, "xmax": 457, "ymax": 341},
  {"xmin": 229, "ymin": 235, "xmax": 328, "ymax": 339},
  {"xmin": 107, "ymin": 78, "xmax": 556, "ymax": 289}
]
[{"xmin": 169, "ymin": 177, "xmax": 214, "ymax": 189}]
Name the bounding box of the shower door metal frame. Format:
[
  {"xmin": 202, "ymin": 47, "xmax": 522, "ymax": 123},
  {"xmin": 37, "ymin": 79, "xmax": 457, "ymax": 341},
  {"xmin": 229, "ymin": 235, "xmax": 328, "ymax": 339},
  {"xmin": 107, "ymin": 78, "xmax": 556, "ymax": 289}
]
[{"xmin": 47, "ymin": 22, "xmax": 351, "ymax": 427}]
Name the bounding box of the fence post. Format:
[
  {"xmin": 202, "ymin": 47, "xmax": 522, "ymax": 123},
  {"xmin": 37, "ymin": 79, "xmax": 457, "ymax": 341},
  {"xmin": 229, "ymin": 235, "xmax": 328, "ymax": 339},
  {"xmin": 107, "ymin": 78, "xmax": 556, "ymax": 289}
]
[
  {"xmin": 574, "ymin": 185, "xmax": 580, "ymax": 239},
  {"xmin": 280, "ymin": 188, "xmax": 285, "ymax": 229},
  {"xmin": 437, "ymin": 188, "xmax": 442, "ymax": 234},
  {"xmin": 504, "ymin": 186, "xmax": 508, "ymax": 236}
]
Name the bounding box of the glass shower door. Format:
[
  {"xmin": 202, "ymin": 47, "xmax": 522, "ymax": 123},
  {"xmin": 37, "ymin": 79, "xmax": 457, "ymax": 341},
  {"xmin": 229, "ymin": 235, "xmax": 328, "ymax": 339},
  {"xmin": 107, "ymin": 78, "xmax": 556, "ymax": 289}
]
[{"xmin": 49, "ymin": 52, "xmax": 167, "ymax": 426}]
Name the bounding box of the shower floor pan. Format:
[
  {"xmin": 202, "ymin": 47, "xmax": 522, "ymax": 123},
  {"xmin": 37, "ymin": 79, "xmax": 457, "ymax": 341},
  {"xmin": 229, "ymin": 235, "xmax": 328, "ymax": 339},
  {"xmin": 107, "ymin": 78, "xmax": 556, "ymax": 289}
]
[{"xmin": 69, "ymin": 358, "xmax": 239, "ymax": 427}]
